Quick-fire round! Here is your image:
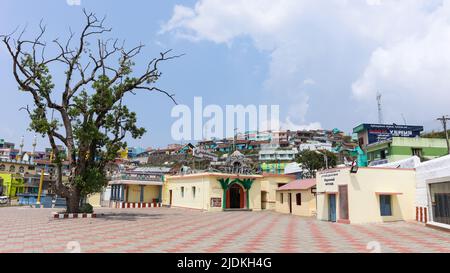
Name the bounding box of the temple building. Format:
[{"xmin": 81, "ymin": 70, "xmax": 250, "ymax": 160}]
[
  {"xmin": 162, "ymin": 151, "xmax": 294, "ymax": 211},
  {"xmin": 108, "ymin": 167, "xmax": 167, "ymax": 208}
]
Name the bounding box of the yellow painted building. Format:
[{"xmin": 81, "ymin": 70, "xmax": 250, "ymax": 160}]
[
  {"xmin": 163, "ymin": 173, "xmax": 294, "ymax": 212},
  {"xmin": 276, "ymin": 179, "xmax": 317, "ymax": 217},
  {"xmin": 316, "ymin": 167, "xmax": 416, "ymax": 224},
  {"xmin": 260, "ymin": 174, "xmax": 295, "ymax": 210}
]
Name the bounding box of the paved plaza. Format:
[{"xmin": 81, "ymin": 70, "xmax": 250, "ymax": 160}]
[{"xmin": 0, "ymin": 207, "xmax": 450, "ymax": 253}]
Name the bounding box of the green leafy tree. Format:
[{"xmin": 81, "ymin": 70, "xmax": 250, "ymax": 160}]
[
  {"xmin": 1, "ymin": 11, "xmax": 182, "ymax": 212},
  {"xmin": 296, "ymin": 150, "xmax": 337, "ymax": 178}
]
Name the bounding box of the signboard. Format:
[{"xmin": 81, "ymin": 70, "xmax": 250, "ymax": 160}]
[
  {"xmin": 320, "ymin": 171, "xmax": 340, "ymax": 186},
  {"xmin": 359, "ymin": 124, "xmax": 423, "ymax": 144},
  {"xmin": 210, "ymin": 198, "xmax": 222, "ymax": 208}
]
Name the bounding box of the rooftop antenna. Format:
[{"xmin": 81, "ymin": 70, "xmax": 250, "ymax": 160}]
[
  {"xmin": 376, "ymin": 91, "xmax": 384, "ymax": 124},
  {"xmin": 401, "ymin": 114, "xmax": 407, "ymax": 125}
]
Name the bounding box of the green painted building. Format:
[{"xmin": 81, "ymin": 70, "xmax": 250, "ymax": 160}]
[
  {"xmin": 367, "ymin": 137, "xmax": 448, "ymax": 163},
  {"xmin": 0, "ymin": 173, "xmax": 24, "ymax": 197}
]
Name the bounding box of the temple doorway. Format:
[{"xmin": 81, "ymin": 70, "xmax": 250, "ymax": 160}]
[{"xmin": 226, "ymin": 183, "xmax": 245, "ymax": 209}]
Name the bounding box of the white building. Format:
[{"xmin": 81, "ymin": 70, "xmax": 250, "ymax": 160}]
[
  {"xmin": 368, "ymin": 155, "xmax": 450, "ymax": 230},
  {"xmin": 416, "ymin": 155, "xmax": 450, "ymax": 230},
  {"xmin": 259, "ymin": 144, "xmax": 298, "ymax": 161},
  {"xmin": 298, "ymin": 141, "xmax": 333, "ymax": 152}
]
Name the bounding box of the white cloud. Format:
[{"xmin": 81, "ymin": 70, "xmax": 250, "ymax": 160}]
[
  {"xmin": 281, "ymin": 117, "xmax": 322, "ymax": 131},
  {"xmin": 352, "ymin": 1, "xmax": 450, "ymax": 122},
  {"xmin": 303, "ymin": 78, "xmax": 316, "ymax": 86},
  {"xmin": 163, "ymin": 0, "xmax": 450, "ymax": 127}
]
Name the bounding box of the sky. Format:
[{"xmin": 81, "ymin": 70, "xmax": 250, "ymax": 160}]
[{"xmin": 1, "ymin": 0, "xmax": 449, "ymax": 150}]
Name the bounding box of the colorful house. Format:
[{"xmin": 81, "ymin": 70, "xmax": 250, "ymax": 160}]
[
  {"xmin": 0, "ymin": 173, "xmax": 24, "ymax": 197},
  {"xmin": 260, "ymin": 162, "xmax": 288, "ymax": 175},
  {"xmin": 276, "ymin": 179, "xmax": 317, "ymax": 217},
  {"xmin": 316, "ymin": 167, "xmax": 416, "ymax": 224}
]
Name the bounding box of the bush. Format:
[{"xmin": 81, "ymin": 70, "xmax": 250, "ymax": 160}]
[{"xmin": 79, "ymin": 203, "xmax": 94, "ymax": 214}]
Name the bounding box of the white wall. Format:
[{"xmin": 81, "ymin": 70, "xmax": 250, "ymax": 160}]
[{"xmin": 416, "ymin": 155, "xmax": 450, "ymax": 207}]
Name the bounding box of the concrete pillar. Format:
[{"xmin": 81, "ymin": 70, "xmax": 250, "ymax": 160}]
[{"xmin": 121, "ymin": 185, "xmax": 125, "ymax": 202}]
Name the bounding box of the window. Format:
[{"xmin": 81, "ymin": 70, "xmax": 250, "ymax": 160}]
[
  {"xmin": 280, "ymin": 193, "xmax": 284, "ymax": 204},
  {"xmin": 380, "ymin": 195, "xmax": 392, "ymax": 216},
  {"xmin": 0, "ymin": 165, "xmax": 5, "ymax": 171},
  {"xmin": 412, "ymin": 148, "xmax": 423, "ymax": 157},
  {"xmin": 19, "ymin": 167, "xmax": 25, "ymax": 173},
  {"xmin": 181, "ymin": 187, "xmax": 185, "ymax": 198},
  {"xmin": 296, "ymin": 193, "xmax": 302, "ymax": 206},
  {"xmin": 429, "ymin": 182, "xmax": 450, "ymax": 225},
  {"xmin": 9, "ymin": 165, "xmax": 15, "ymax": 173},
  {"xmin": 192, "ymin": 186, "xmax": 196, "ymax": 199}
]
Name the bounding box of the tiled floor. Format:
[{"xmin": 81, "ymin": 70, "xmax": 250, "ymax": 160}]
[{"xmin": 0, "ymin": 207, "xmax": 449, "ymax": 253}]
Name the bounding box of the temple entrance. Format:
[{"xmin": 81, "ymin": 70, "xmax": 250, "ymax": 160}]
[{"xmin": 226, "ymin": 183, "xmax": 245, "ymax": 209}]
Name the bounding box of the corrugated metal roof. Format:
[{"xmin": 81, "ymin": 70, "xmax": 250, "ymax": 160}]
[{"xmin": 133, "ymin": 167, "xmax": 171, "ymax": 173}]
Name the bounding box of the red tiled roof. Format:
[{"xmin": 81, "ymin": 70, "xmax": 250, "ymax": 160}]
[{"xmin": 278, "ymin": 179, "xmax": 316, "ymax": 191}]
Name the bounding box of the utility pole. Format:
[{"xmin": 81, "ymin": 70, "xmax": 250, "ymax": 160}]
[{"xmin": 437, "ymin": 115, "xmax": 450, "ymax": 155}]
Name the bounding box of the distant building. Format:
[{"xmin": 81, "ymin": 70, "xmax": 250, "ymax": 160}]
[
  {"xmin": 284, "ymin": 162, "xmax": 303, "ymax": 179},
  {"xmin": 259, "ymin": 143, "xmax": 298, "ymax": 162},
  {"xmin": 299, "ymin": 141, "xmax": 333, "ymax": 152},
  {"xmin": 353, "ymin": 123, "xmax": 424, "ymax": 149},
  {"xmin": 128, "ymin": 147, "xmax": 146, "ymax": 159},
  {"xmin": 366, "ymin": 137, "xmax": 448, "ymax": 164},
  {"xmin": 245, "ymin": 131, "xmax": 272, "ymax": 142},
  {"xmin": 260, "ymin": 162, "xmax": 289, "ymax": 175}
]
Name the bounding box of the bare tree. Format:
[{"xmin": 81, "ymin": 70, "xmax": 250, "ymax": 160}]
[{"xmin": 1, "ymin": 10, "xmax": 182, "ymax": 212}]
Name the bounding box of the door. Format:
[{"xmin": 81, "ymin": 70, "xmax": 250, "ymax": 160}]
[
  {"xmin": 328, "ymin": 194, "xmax": 337, "ymax": 222},
  {"xmin": 227, "ymin": 184, "xmax": 245, "ymax": 209},
  {"xmin": 261, "ymin": 191, "xmax": 268, "ymax": 210},
  {"xmin": 229, "ymin": 184, "xmax": 241, "ymax": 208},
  {"xmin": 338, "ymin": 186, "xmax": 349, "ymax": 221},
  {"xmin": 288, "ymin": 193, "xmax": 293, "ymax": 214},
  {"xmin": 169, "ymin": 190, "xmax": 173, "ymax": 206}
]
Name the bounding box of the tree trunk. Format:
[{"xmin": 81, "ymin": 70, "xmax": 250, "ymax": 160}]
[{"xmin": 66, "ymin": 188, "xmax": 81, "ymax": 213}]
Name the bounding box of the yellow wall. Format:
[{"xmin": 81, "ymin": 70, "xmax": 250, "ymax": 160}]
[
  {"xmin": 126, "ymin": 185, "xmax": 161, "ymax": 203},
  {"xmin": 164, "ymin": 173, "xmax": 277, "ymax": 211},
  {"xmin": 87, "ymin": 193, "xmax": 101, "ymax": 208},
  {"xmin": 276, "ymin": 190, "xmax": 316, "ymax": 217},
  {"xmin": 316, "ymin": 168, "xmax": 416, "ymax": 224},
  {"xmin": 260, "ymin": 176, "xmax": 292, "ymax": 210},
  {"xmin": 164, "ymin": 176, "xmax": 211, "ymax": 210}
]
